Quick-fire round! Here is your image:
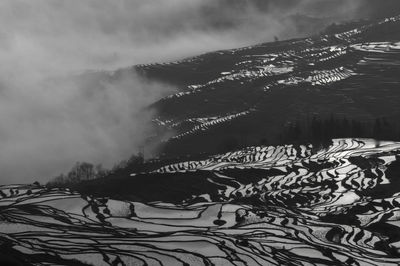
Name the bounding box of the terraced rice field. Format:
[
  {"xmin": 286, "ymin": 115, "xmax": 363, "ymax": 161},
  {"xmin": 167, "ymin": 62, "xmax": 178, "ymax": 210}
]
[
  {"xmin": 140, "ymin": 15, "xmax": 400, "ymax": 156},
  {"xmin": 2, "ymin": 139, "xmax": 400, "ymax": 265},
  {"xmin": 2, "ymin": 13, "xmax": 400, "ymax": 266}
]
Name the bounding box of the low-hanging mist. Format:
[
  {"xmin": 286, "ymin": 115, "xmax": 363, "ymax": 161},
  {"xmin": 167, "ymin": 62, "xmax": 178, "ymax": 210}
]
[
  {"xmin": 0, "ymin": 70, "xmax": 174, "ymax": 184},
  {"xmin": 0, "ymin": 0, "xmax": 399, "ymax": 184}
]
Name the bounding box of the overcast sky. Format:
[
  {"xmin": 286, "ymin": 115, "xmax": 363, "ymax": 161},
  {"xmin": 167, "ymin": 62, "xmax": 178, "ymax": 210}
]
[{"xmin": 0, "ymin": 0, "xmax": 399, "ymax": 184}]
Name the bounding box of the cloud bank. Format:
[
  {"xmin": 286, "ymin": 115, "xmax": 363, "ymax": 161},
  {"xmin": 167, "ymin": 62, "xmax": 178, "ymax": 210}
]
[{"xmin": 0, "ymin": 0, "xmax": 399, "ymax": 184}]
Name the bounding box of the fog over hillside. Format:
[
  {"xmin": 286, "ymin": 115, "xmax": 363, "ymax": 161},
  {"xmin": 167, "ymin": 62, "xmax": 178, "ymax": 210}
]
[{"xmin": 0, "ymin": 0, "xmax": 399, "ymax": 184}]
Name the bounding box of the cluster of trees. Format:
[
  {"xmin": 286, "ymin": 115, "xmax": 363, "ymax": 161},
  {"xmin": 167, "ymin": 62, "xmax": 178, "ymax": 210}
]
[
  {"xmin": 47, "ymin": 115, "xmax": 400, "ymax": 188},
  {"xmin": 48, "ymin": 162, "xmax": 107, "ymax": 186},
  {"xmin": 47, "ymin": 153, "xmax": 144, "ymax": 187},
  {"xmin": 207, "ymin": 116, "xmax": 400, "ymax": 155},
  {"xmin": 47, "ymin": 148, "xmax": 218, "ymax": 189},
  {"xmin": 280, "ymin": 115, "xmax": 400, "ymax": 146}
]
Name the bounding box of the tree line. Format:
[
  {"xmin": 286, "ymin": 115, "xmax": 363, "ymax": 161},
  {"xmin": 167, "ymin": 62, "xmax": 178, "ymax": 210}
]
[
  {"xmin": 47, "ymin": 115, "xmax": 400, "ymax": 187},
  {"xmin": 280, "ymin": 115, "xmax": 400, "ymax": 147},
  {"xmin": 47, "ymin": 153, "xmax": 145, "ymax": 187}
]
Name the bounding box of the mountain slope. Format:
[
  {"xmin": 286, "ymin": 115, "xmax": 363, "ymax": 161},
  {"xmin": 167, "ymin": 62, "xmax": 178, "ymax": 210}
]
[
  {"xmin": 3, "ymin": 13, "xmax": 400, "ymax": 266},
  {"xmin": 135, "ymin": 15, "xmax": 400, "ymax": 157},
  {"xmin": 2, "ymin": 139, "xmax": 400, "ymax": 265}
]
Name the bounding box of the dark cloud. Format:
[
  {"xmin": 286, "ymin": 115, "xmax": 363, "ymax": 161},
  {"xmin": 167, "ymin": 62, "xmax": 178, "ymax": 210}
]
[{"xmin": 0, "ymin": 0, "xmax": 399, "ymax": 184}]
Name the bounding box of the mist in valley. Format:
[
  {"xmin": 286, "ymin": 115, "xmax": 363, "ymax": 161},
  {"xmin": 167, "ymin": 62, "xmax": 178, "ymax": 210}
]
[{"xmin": 0, "ymin": 0, "xmax": 398, "ymax": 184}]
